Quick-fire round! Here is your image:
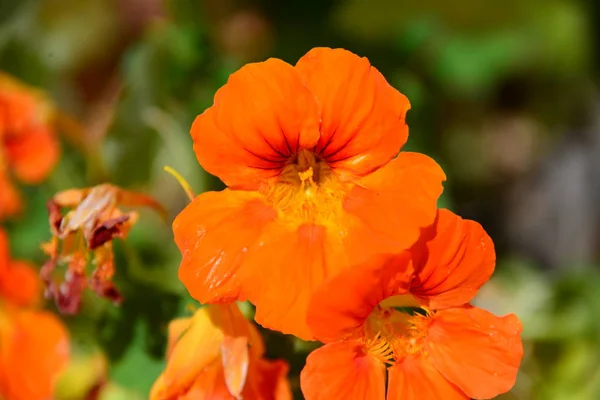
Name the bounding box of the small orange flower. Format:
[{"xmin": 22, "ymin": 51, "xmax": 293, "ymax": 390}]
[
  {"xmin": 41, "ymin": 184, "xmax": 166, "ymax": 314},
  {"xmin": 300, "ymin": 209, "xmax": 523, "ymax": 399},
  {"xmin": 174, "ymin": 47, "xmax": 446, "ymax": 338},
  {"xmin": 0, "ymin": 229, "xmax": 40, "ymax": 308},
  {"xmin": 0, "ymin": 229, "xmax": 70, "ymax": 400},
  {"xmin": 150, "ymin": 303, "xmax": 291, "ymax": 400},
  {"xmin": 0, "ymin": 72, "xmax": 60, "ymax": 220}
]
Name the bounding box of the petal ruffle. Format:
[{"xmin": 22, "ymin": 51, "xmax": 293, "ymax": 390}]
[
  {"xmin": 191, "ymin": 58, "xmax": 320, "ymax": 189},
  {"xmin": 295, "ymin": 48, "xmax": 410, "ymax": 177},
  {"xmin": 410, "ymin": 209, "xmax": 495, "ymax": 309},
  {"xmin": 343, "ymin": 152, "xmax": 445, "ymax": 253},
  {"xmin": 174, "ymin": 190, "xmax": 277, "ymax": 303},
  {"xmin": 300, "ymin": 341, "xmax": 385, "ymax": 400},
  {"xmin": 387, "ymin": 355, "xmax": 467, "ymax": 400},
  {"xmin": 307, "ymin": 252, "xmax": 412, "ymax": 343},
  {"xmin": 428, "ymin": 306, "xmax": 523, "ymax": 399}
]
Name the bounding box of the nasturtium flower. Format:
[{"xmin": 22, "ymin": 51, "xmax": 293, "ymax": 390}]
[
  {"xmin": 301, "ymin": 209, "xmax": 523, "ymax": 400},
  {"xmin": 0, "ymin": 72, "xmax": 60, "ymax": 220},
  {"xmin": 41, "ymin": 184, "xmax": 166, "ymax": 314},
  {"xmin": 150, "ymin": 303, "xmax": 291, "ymax": 400},
  {"xmin": 174, "ymin": 47, "xmax": 446, "ymax": 339},
  {"xmin": 0, "ymin": 229, "xmax": 70, "ymax": 400}
]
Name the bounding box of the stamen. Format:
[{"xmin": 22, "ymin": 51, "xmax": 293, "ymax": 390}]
[
  {"xmin": 364, "ymin": 331, "xmax": 396, "ymax": 365},
  {"xmin": 298, "ymin": 167, "xmax": 315, "ymax": 184},
  {"xmin": 163, "ymin": 166, "xmax": 195, "ymax": 203},
  {"xmin": 262, "ymin": 150, "xmax": 347, "ymax": 227}
]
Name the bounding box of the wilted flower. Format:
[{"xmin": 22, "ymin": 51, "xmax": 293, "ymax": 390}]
[
  {"xmin": 151, "ymin": 303, "xmax": 291, "ymax": 400},
  {"xmin": 0, "ymin": 71, "xmax": 60, "ymax": 220},
  {"xmin": 41, "ymin": 183, "xmax": 166, "ymax": 314},
  {"xmin": 301, "ymin": 209, "xmax": 524, "ymax": 399}
]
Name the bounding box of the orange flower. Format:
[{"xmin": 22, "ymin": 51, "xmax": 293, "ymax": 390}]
[
  {"xmin": 300, "ymin": 209, "xmax": 523, "ymax": 399},
  {"xmin": 174, "ymin": 47, "xmax": 446, "ymax": 338},
  {"xmin": 0, "ymin": 229, "xmax": 70, "ymax": 400},
  {"xmin": 0, "ymin": 72, "xmax": 60, "ymax": 220},
  {"xmin": 41, "ymin": 184, "xmax": 166, "ymax": 314},
  {"xmin": 0, "ymin": 229, "xmax": 40, "ymax": 308},
  {"xmin": 150, "ymin": 303, "xmax": 291, "ymax": 400}
]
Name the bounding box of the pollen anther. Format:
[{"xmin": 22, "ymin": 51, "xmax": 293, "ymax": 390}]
[{"xmin": 365, "ymin": 331, "xmax": 396, "ymax": 365}]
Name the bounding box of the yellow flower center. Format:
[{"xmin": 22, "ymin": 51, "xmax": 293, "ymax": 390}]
[
  {"xmin": 362, "ymin": 295, "xmax": 432, "ymax": 365},
  {"xmin": 261, "ymin": 149, "xmax": 349, "ymax": 228}
]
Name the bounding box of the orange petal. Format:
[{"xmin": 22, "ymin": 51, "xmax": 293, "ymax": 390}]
[
  {"xmin": 0, "ymin": 309, "xmax": 69, "ymax": 400},
  {"xmin": 387, "ymin": 356, "xmax": 467, "ymax": 400},
  {"xmin": 191, "ymin": 58, "xmax": 320, "ymax": 189},
  {"xmin": 175, "ymin": 189, "xmax": 340, "ymax": 339},
  {"xmin": 410, "ymin": 209, "xmax": 495, "ymax": 309},
  {"xmin": 0, "ymin": 173, "xmax": 21, "ymax": 220},
  {"xmin": 240, "ymin": 223, "xmax": 345, "ymax": 339},
  {"xmin": 153, "ymin": 307, "xmax": 225, "ymax": 400},
  {"xmin": 247, "ymin": 321, "xmax": 266, "ymax": 358},
  {"xmin": 177, "ymin": 363, "xmax": 234, "ymax": 400},
  {"xmin": 221, "ymin": 336, "xmax": 249, "ymax": 398},
  {"xmin": 427, "ymin": 306, "xmax": 523, "ymax": 399},
  {"xmin": 211, "ymin": 303, "xmax": 251, "ymax": 338},
  {"xmin": 165, "ymin": 317, "xmax": 192, "ymax": 359},
  {"xmin": 343, "ymin": 152, "xmax": 445, "ymax": 253},
  {"xmin": 4, "ymin": 125, "xmax": 59, "ymax": 184},
  {"xmin": 300, "ymin": 340, "xmax": 385, "ymax": 400},
  {"xmin": 307, "ymin": 252, "xmax": 412, "ymax": 343},
  {"xmin": 295, "ymin": 48, "xmax": 410, "ymax": 177},
  {"xmin": 0, "ymin": 75, "xmax": 49, "ymax": 135},
  {"xmin": 174, "ymin": 190, "xmax": 276, "ymax": 304},
  {"xmin": 0, "ymin": 261, "xmax": 40, "ymax": 307},
  {"xmin": 244, "ymin": 358, "xmax": 292, "ymax": 400}
]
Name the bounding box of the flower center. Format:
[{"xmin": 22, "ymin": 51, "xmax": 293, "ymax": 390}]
[
  {"xmin": 261, "ymin": 149, "xmax": 349, "ymax": 228},
  {"xmin": 362, "ymin": 296, "xmax": 432, "ymax": 364}
]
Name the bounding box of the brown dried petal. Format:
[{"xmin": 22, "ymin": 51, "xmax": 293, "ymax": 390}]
[
  {"xmin": 88, "ymin": 214, "xmax": 130, "ymax": 250},
  {"xmin": 89, "ymin": 273, "xmax": 122, "ymax": 305},
  {"xmin": 46, "ymin": 199, "xmax": 63, "ymax": 236},
  {"xmin": 56, "ymin": 269, "xmax": 87, "ymax": 315},
  {"xmin": 42, "ymin": 266, "xmax": 87, "ymax": 315}
]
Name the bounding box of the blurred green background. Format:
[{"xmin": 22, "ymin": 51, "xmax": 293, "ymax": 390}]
[{"xmin": 1, "ymin": 0, "xmax": 600, "ymax": 399}]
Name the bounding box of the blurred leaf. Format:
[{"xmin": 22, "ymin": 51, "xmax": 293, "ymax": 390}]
[
  {"xmin": 55, "ymin": 348, "xmax": 107, "ymax": 400},
  {"xmin": 531, "ymin": 0, "xmax": 591, "ymax": 76},
  {"xmin": 36, "ymin": 0, "xmax": 120, "ymax": 72},
  {"xmin": 333, "ymin": 0, "xmax": 541, "ymax": 39},
  {"xmin": 110, "ymin": 321, "xmax": 165, "ymax": 396},
  {"xmin": 99, "ymin": 382, "xmax": 145, "ymax": 400},
  {"xmin": 432, "ymin": 31, "xmax": 528, "ymax": 98}
]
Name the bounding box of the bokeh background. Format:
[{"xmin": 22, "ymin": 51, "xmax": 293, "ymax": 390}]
[{"xmin": 1, "ymin": 0, "xmax": 600, "ymax": 399}]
